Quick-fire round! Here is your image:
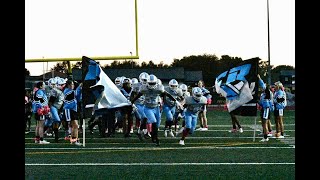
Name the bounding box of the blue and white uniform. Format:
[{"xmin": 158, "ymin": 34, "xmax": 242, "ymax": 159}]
[
  {"xmin": 139, "ymin": 84, "xmax": 165, "ymax": 125},
  {"xmin": 32, "ymin": 88, "xmax": 48, "ymax": 121},
  {"xmin": 49, "ymin": 87, "xmax": 65, "ymax": 123},
  {"xmin": 132, "ymin": 82, "xmax": 145, "ymax": 119},
  {"xmin": 258, "ymin": 79, "xmax": 274, "ymax": 120},
  {"xmin": 273, "ymin": 88, "xmax": 287, "ymax": 117},
  {"xmin": 63, "ymin": 86, "xmax": 81, "ymax": 121},
  {"xmin": 184, "ymin": 96, "xmax": 207, "ymax": 134},
  {"xmin": 163, "ymin": 86, "xmax": 183, "ymax": 123}
]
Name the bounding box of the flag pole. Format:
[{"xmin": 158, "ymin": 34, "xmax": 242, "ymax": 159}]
[
  {"xmin": 253, "ymin": 116, "xmax": 257, "ymax": 142},
  {"xmin": 82, "ymin": 118, "xmax": 85, "ymax": 147}
]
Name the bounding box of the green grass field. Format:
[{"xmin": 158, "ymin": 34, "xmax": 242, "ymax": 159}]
[{"xmin": 25, "ymin": 109, "xmax": 295, "ymax": 179}]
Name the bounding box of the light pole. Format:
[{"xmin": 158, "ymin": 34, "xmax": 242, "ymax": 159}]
[{"xmin": 267, "ymin": 0, "xmax": 271, "ymax": 85}]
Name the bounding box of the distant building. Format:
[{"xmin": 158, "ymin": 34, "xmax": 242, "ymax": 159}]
[
  {"xmin": 279, "ymin": 70, "xmax": 295, "ymax": 93},
  {"xmin": 26, "ymin": 68, "xmax": 203, "ymax": 88},
  {"xmin": 71, "ymin": 67, "xmax": 202, "ymax": 86}
]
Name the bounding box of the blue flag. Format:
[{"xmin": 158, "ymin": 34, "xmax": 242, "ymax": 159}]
[
  {"xmin": 82, "ymin": 56, "xmax": 131, "ymax": 118},
  {"xmin": 215, "ymin": 58, "xmax": 260, "ymax": 116}
]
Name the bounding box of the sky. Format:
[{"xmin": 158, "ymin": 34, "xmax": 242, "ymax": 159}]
[{"xmin": 25, "ymin": 0, "xmax": 295, "ymax": 76}]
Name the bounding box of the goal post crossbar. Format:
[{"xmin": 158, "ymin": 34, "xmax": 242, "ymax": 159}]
[{"xmin": 25, "ymin": 55, "xmax": 139, "ymax": 63}]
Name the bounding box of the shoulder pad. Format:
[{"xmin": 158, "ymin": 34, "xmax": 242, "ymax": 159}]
[{"xmin": 157, "ymin": 84, "xmax": 165, "ymax": 92}]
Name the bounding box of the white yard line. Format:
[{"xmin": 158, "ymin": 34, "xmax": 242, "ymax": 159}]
[
  {"xmin": 25, "ymin": 146, "xmax": 295, "ymax": 150},
  {"xmin": 25, "ymin": 162, "xmax": 295, "ymax": 166}
]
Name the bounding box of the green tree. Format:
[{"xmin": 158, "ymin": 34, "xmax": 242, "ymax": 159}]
[
  {"xmin": 147, "ymin": 60, "xmax": 156, "ymax": 68},
  {"xmin": 271, "ymin": 65, "xmax": 295, "ymax": 83},
  {"xmin": 72, "ymin": 61, "xmax": 82, "ymax": 69},
  {"xmin": 51, "ymin": 61, "xmax": 69, "ymax": 73},
  {"xmin": 140, "ymin": 61, "xmax": 148, "ymax": 68},
  {"xmin": 109, "ymin": 61, "xmax": 120, "ymax": 68},
  {"xmin": 171, "ymin": 54, "xmax": 241, "ymax": 86},
  {"xmin": 25, "ymin": 68, "xmax": 30, "ymax": 76},
  {"xmin": 157, "ymin": 61, "xmax": 169, "ymax": 68},
  {"xmin": 216, "ymin": 55, "xmax": 243, "ymax": 74}
]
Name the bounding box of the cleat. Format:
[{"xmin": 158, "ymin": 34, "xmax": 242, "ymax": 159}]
[
  {"xmin": 74, "ymin": 141, "xmax": 82, "ymax": 146},
  {"xmin": 238, "ymin": 128, "xmax": 243, "ymax": 133},
  {"xmin": 267, "ymin": 132, "xmax": 273, "ymax": 137},
  {"xmin": 116, "ymin": 128, "xmax": 123, "ymax": 133},
  {"xmin": 39, "ymin": 140, "xmax": 50, "ymax": 144},
  {"xmin": 199, "ymin": 127, "xmax": 208, "ymax": 131},
  {"xmin": 34, "ymin": 138, "xmax": 40, "ymax": 143},
  {"xmin": 195, "ymin": 127, "xmax": 203, "ymax": 131},
  {"xmin": 168, "ymin": 129, "xmax": 175, "ymax": 137},
  {"xmin": 164, "ymin": 130, "xmax": 168, "ymax": 137},
  {"xmin": 260, "ymin": 138, "xmax": 269, "ymax": 142},
  {"xmin": 277, "ymin": 135, "xmax": 285, "ymax": 139},
  {"xmin": 144, "ymin": 133, "xmax": 151, "ymax": 139},
  {"xmin": 228, "ymin": 128, "xmax": 237, "ymax": 133},
  {"xmin": 179, "ymin": 140, "xmax": 185, "ymax": 146}
]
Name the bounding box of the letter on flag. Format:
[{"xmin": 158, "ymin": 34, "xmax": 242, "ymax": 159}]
[{"xmin": 215, "ymin": 57, "xmax": 260, "ymax": 116}]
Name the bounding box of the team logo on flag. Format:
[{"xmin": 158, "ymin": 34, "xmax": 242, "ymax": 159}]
[{"xmin": 215, "ymin": 58, "xmax": 260, "ymax": 116}]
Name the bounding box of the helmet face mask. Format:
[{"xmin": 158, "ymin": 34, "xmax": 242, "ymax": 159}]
[
  {"xmin": 192, "ymin": 87, "xmax": 203, "ymax": 101},
  {"xmin": 179, "ymin": 84, "xmax": 188, "ymax": 92},
  {"xmin": 121, "ymin": 78, "xmax": 132, "ymax": 88},
  {"xmin": 169, "ymin": 79, "xmax": 178, "ymax": 91},
  {"xmin": 147, "ymin": 74, "xmax": 158, "ymax": 89},
  {"xmin": 139, "ymin": 72, "xmax": 149, "ymax": 85},
  {"xmin": 115, "ymin": 77, "xmax": 121, "ymax": 85}
]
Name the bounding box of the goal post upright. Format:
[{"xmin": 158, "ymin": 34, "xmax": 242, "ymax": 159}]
[{"xmin": 25, "ymin": 0, "xmax": 140, "ymax": 64}]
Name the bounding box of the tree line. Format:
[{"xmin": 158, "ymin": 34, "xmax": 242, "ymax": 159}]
[{"xmin": 25, "ymin": 53, "xmax": 294, "ymax": 87}]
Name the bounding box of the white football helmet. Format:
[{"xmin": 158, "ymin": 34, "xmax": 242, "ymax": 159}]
[
  {"xmin": 139, "ymin": 72, "xmax": 149, "ymax": 85},
  {"xmin": 56, "ymin": 77, "xmax": 67, "ymax": 89},
  {"xmin": 192, "ymin": 87, "xmax": 203, "ymax": 101},
  {"xmin": 147, "ymin": 74, "xmax": 158, "ymax": 89},
  {"xmin": 48, "ymin": 78, "xmax": 57, "ymax": 88},
  {"xmin": 131, "ymin": 78, "xmax": 138, "ymax": 84},
  {"xmin": 179, "ymin": 84, "xmax": 188, "ymax": 93},
  {"xmin": 121, "ymin": 77, "xmax": 132, "ymax": 87},
  {"xmin": 169, "ymin": 79, "xmax": 178, "ymax": 91},
  {"xmin": 115, "ymin": 77, "xmax": 122, "ymax": 85}
]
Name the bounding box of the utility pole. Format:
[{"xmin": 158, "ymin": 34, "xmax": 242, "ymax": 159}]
[{"xmin": 267, "ymin": 0, "xmax": 271, "ymax": 85}]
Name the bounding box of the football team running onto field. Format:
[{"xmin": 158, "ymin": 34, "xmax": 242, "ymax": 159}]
[{"xmin": 25, "ymin": 72, "xmax": 287, "ymax": 146}]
